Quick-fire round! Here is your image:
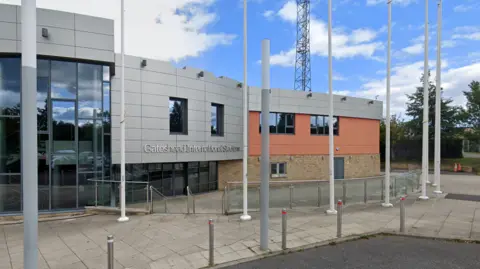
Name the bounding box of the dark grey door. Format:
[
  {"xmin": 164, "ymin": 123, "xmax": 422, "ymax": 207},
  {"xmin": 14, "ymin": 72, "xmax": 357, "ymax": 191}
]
[{"xmin": 334, "ymin": 157, "xmax": 345, "ymax": 180}]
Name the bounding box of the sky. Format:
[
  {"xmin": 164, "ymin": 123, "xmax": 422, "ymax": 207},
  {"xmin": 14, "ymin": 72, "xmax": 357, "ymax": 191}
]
[{"xmin": 1, "ymin": 0, "xmax": 479, "ymax": 117}]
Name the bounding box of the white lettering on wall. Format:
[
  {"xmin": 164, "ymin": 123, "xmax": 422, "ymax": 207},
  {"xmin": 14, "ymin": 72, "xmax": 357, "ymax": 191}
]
[{"xmin": 142, "ymin": 144, "xmax": 241, "ymax": 153}]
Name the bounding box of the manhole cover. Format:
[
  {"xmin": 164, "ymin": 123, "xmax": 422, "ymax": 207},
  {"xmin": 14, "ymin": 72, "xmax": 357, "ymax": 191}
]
[{"xmin": 445, "ymin": 193, "xmax": 480, "ymax": 202}]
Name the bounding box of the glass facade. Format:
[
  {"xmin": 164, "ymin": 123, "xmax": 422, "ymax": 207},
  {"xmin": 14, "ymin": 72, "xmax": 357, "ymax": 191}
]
[{"xmin": 0, "ymin": 57, "xmax": 111, "ymax": 213}]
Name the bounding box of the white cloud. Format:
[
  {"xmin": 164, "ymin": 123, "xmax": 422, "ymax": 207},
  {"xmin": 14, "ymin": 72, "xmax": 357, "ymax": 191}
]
[
  {"xmin": 402, "ymin": 44, "xmax": 423, "ymax": 55},
  {"xmin": 271, "ymin": 1, "xmax": 383, "ymax": 67},
  {"xmin": 454, "ymin": 4, "xmax": 479, "ymax": 13},
  {"xmin": 442, "ymin": 40, "xmax": 457, "ymax": 48},
  {"xmin": 354, "ymin": 60, "xmax": 480, "ymax": 116},
  {"xmin": 263, "ymin": 10, "xmax": 274, "ymax": 19},
  {"xmin": 453, "ymin": 33, "xmax": 480, "ymax": 41},
  {"xmin": 366, "ymin": 0, "xmax": 417, "ymax": 6},
  {"xmin": 0, "ymin": 0, "xmax": 235, "ymax": 62}
]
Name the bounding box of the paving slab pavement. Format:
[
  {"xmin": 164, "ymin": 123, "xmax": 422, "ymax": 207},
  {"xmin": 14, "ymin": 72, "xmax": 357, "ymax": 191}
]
[{"xmin": 1, "ymin": 174, "xmax": 480, "ymax": 269}]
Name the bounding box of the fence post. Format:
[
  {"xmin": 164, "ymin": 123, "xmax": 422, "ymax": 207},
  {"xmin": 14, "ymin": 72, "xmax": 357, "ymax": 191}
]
[
  {"xmin": 164, "ymin": 197, "xmax": 167, "ymax": 213},
  {"xmin": 187, "ymin": 186, "xmax": 191, "ymax": 215},
  {"xmin": 149, "ymin": 186, "xmax": 153, "ymax": 214},
  {"xmin": 289, "ymin": 185, "xmax": 294, "ymax": 209},
  {"xmin": 282, "ymin": 208, "xmax": 287, "ymax": 250},
  {"xmin": 193, "ymin": 195, "xmax": 196, "ymax": 214},
  {"xmin": 400, "ymin": 197, "xmax": 405, "ymax": 233},
  {"xmin": 107, "ymin": 235, "xmax": 114, "ymax": 269},
  {"xmin": 209, "ymin": 219, "xmax": 214, "ymax": 266},
  {"xmin": 317, "ymin": 184, "xmax": 322, "ymax": 207},
  {"xmin": 337, "ymin": 200, "xmax": 343, "ymax": 238},
  {"xmin": 342, "ymin": 181, "xmax": 347, "ymax": 205},
  {"xmin": 95, "ymin": 181, "xmax": 98, "ymax": 207},
  {"xmin": 381, "ymin": 179, "xmax": 385, "ymax": 201},
  {"xmin": 145, "ymin": 183, "xmax": 149, "ymax": 212},
  {"xmin": 364, "ymin": 179, "xmax": 367, "ymax": 204}
]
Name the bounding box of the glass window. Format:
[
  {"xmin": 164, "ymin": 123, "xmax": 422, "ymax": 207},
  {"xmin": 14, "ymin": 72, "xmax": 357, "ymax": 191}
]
[
  {"xmin": 51, "ymin": 61, "xmax": 77, "ymax": 99},
  {"xmin": 169, "ymin": 97, "xmax": 187, "ymax": 134},
  {"xmin": 311, "ymin": 115, "xmax": 338, "ymax": 136},
  {"xmin": 199, "ymin": 162, "xmax": 209, "ymax": 192},
  {"xmin": 188, "ymin": 162, "xmax": 199, "ymax": 193},
  {"xmin": 260, "ymin": 112, "xmax": 295, "ymax": 134},
  {"xmin": 103, "ymin": 66, "xmax": 110, "ymax": 82},
  {"xmin": 211, "ymin": 103, "xmax": 224, "ymax": 136},
  {"xmin": 103, "ymin": 82, "xmax": 111, "ymax": 134},
  {"xmin": 310, "ymin": 116, "xmax": 318, "ymax": 135},
  {"xmin": 174, "ymin": 163, "xmax": 185, "ymax": 196},
  {"xmin": 0, "ymin": 58, "xmax": 21, "ymax": 116},
  {"xmin": 78, "ymin": 63, "xmax": 102, "ymax": 118},
  {"xmin": 37, "ymin": 60, "xmax": 50, "ymax": 131},
  {"xmin": 78, "ymin": 119, "xmax": 102, "ymax": 172},
  {"xmin": 271, "ymin": 162, "xmax": 287, "ymax": 177},
  {"xmin": 38, "ymin": 134, "xmax": 49, "ymax": 210},
  {"xmin": 208, "ymin": 162, "xmax": 217, "ymax": 191},
  {"xmin": 0, "ymin": 174, "xmax": 21, "ymax": 212},
  {"xmin": 0, "ymin": 117, "xmax": 21, "ymax": 173},
  {"xmin": 333, "ymin": 117, "xmax": 339, "ymax": 135},
  {"xmin": 103, "ymin": 135, "xmax": 111, "ymax": 177}
]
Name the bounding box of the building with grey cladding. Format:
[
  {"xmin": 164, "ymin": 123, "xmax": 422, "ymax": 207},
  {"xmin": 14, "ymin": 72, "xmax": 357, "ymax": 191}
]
[{"xmin": 0, "ymin": 4, "xmax": 382, "ymax": 214}]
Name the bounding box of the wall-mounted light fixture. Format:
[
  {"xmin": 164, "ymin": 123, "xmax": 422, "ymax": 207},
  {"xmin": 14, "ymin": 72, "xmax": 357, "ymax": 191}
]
[
  {"xmin": 141, "ymin": 59, "xmax": 147, "ymax": 68},
  {"xmin": 237, "ymin": 82, "xmax": 243, "ymax": 88},
  {"xmin": 368, "ymin": 100, "xmax": 374, "ymax": 105},
  {"xmin": 306, "ymin": 92, "xmax": 313, "ymax": 98},
  {"xmin": 197, "ymin": 71, "xmax": 204, "ymax": 78},
  {"xmin": 41, "ymin": 28, "xmax": 49, "ymax": 38},
  {"xmin": 341, "ymin": 96, "xmax": 347, "ymax": 101}
]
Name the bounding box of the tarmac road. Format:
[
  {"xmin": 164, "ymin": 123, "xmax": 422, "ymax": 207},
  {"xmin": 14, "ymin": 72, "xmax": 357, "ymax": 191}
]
[{"xmin": 223, "ymin": 236, "xmax": 480, "ymax": 269}]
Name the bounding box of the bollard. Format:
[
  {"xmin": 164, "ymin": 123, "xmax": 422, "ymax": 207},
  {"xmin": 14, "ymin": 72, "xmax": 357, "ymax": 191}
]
[
  {"xmin": 400, "ymin": 197, "xmax": 405, "ymax": 233},
  {"xmin": 337, "ymin": 200, "xmax": 343, "ymax": 238},
  {"xmin": 289, "ymin": 185, "xmax": 294, "ymax": 209},
  {"xmin": 209, "ymin": 219, "xmax": 214, "ymax": 266},
  {"xmin": 107, "ymin": 235, "xmax": 114, "ymax": 269},
  {"xmin": 282, "ymin": 208, "xmax": 287, "ymax": 250},
  {"xmin": 317, "ymin": 184, "xmax": 322, "ymax": 207},
  {"xmin": 363, "ymin": 180, "xmax": 368, "ymax": 204},
  {"xmin": 342, "ymin": 181, "xmax": 347, "ymax": 205}
]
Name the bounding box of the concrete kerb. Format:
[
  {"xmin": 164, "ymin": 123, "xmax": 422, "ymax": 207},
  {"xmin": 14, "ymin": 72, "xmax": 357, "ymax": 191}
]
[{"xmin": 206, "ymin": 231, "xmax": 480, "ymax": 269}]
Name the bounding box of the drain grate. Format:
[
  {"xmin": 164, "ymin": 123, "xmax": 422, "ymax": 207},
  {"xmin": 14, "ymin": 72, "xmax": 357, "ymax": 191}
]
[{"xmin": 445, "ymin": 193, "xmax": 480, "ymax": 202}]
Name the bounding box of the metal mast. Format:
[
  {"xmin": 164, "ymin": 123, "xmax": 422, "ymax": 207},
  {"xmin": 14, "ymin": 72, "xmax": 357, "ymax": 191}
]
[{"xmin": 294, "ymin": 0, "xmax": 311, "ymax": 92}]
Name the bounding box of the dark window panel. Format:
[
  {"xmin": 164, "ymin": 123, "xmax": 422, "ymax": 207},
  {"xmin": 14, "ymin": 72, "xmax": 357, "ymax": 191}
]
[
  {"xmin": 78, "ymin": 63, "xmax": 102, "ymax": 118},
  {"xmin": 37, "ymin": 59, "xmax": 50, "ymax": 131},
  {"xmin": 0, "ymin": 117, "xmax": 21, "ymax": 173},
  {"xmin": 169, "ymin": 98, "xmax": 187, "ymax": 134},
  {"xmin": 0, "ymin": 58, "xmax": 21, "ymax": 116},
  {"xmin": 0, "ymin": 174, "xmax": 21, "ymax": 212}
]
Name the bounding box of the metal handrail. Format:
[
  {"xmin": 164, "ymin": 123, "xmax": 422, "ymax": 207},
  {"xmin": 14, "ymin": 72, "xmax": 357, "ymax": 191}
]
[
  {"xmin": 87, "ymin": 179, "xmax": 149, "ymax": 184},
  {"xmin": 186, "ymin": 186, "xmax": 196, "ymax": 214},
  {"xmin": 150, "ymin": 186, "xmax": 167, "ymax": 213},
  {"xmin": 225, "ymin": 175, "xmax": 386, "ymax": 185}
]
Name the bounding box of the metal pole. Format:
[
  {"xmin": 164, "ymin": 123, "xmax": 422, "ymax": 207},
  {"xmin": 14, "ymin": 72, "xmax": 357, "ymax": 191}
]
[
  {"xmin": 282, "ymin": 208, "xmax": 287, "ymax": 250},
  {"xmin": 118, "ymin": 0, "xmax": 129, "ymax": 222},
  {"xmin": 342, "ymin": 180, "xmax": 346, "ymax": 205},
  {"xmin": 326, "ymin": 0, "xmax": 337, "ymax": 215},
  {"xmin": 337, "ymin": 200, "xmax": 342, "ymax": 238},
  {"xmin": 317, "ymin": 184, "xmax": 321, "ymax": 207},
  {"xmin": 187, "ymin": 186, "xmax": 190, "ymax": 214},
  {"xmin": 364, "ymin": 180, "xmax": 368, "ymax": 204},
  {"xmin": 289, "ymin": 185, "xmax": 293, "ymax": 209},
  {"xmin": 433, "ymin": 0, "xmax": 443, "ymax": 195},
  {"xmin": 209, "ymin": 219, "xmax": 214, "ymax": 266},
  {"xmin": 240, "ymin": 0, "xmax": 252, "ymax": 222},
  {"xmin": 420, "ymin": 0, "xmax": 430, "ymax": 200},
  {"xmin": 400, "ymin": 197, "xmax": 405, "ymax": 233},
  {"xmin": 22, "ymin": 1, "xmax": 38, "ymax": 268},
  {"xmin": 260, "ymin": 39, "xmax": 271, "ymax": 251},
  {"xmin": 107, "ymin": 235, "xmax": 114, "ymax": 269},
  {"xmin": 383, "ymin": 0, "xmax": 394, "ymax": 208},
  {"xmin": 95, "ymin": 181, "xmax": 98, "ymax": 207}
]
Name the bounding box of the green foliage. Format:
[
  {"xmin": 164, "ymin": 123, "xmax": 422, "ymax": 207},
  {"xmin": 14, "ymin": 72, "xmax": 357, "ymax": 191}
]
[
  {"xmin": 463, "ymin": 81, "xmax": 480, "ymax": 140},
  {"xmin": 405, "ymin": 72, "xmax": 464, "ymax": 140}
]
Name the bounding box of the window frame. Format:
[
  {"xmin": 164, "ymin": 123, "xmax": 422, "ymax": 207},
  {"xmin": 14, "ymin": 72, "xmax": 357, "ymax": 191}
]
[
  {"xmin": 270, "ymin": 162, "xmax": 287, "ymax": 178},
  {"xmin": 259, "ymin": 112, "xmax": 295, "ymax": 135},
  {"xmin": 310, "ymin": 115, "xmax": 339, "ymax": 136},
  {"xmin": 211, "ymin": 103, "xmax": 224, "ymax": 136},
  {"xmin": 169, "ymin": 97, "xmax": 188, "ymax": 135}
]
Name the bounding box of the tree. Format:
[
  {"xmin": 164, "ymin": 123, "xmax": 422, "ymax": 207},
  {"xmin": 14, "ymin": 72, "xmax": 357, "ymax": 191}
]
[
  {"xmin": 405, "ymin": 72, "xmax": 464, "ymax": 140},
  {"xmin": 380, "ymin": 114, "xmax": 407, "ymax": 161},
  {"xmin": 463, "ymin": 81, "xmax": 480, "ymax": 140}
]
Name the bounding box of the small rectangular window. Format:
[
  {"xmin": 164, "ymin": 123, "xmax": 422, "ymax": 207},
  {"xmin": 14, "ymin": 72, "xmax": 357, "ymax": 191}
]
[
  {"xmin": 260, "ymin": 112, "xmax": 295, "ymax": 134},
  {"xmin": 311, "ymin": 115, "xmax": 339, "ymax": 136},
  {"xmin": 169, "ymin": 97, "xmax": 188, "ymax": 134},
  {"xmin": 271, "ymin": 162, "xmax": 287, "ymax": 178},
  {"xmin": 211, "ymin": 103, "xmax": 224, "ymax": 136}
]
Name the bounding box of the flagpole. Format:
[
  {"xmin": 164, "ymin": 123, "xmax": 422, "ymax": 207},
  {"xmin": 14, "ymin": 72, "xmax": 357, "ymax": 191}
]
[
  {"xmin": 240, "ymin": 0, "xmax": 251, "ymax": 221},
  {"xmin": 419, "ymin": 0, "xmax": 430, "ymax": 200},
  {"xmin": 118, "ymin": 0, "xmax": 129, "ymax": 222},
  {"xmin": 433, "ymin": 0, "xmax": 443, "ymax": 194},
  {"xmin": 382, "ymin": 0, "xmax": 393, "ymax": 208},
  {"xmin": 326, "ymin": 0, "xmax": 337, "ymax": 215}
]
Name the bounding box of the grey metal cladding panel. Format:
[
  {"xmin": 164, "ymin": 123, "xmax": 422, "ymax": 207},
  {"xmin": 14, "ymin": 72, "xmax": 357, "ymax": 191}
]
[
  {"xmin": 141, "ymin": 129, "xmax": 175, "ymax": 141},
  {"xmin": 33, "ymin": 42, "xmax": 75, "ymax": 58},
  {"xmin": 0, "ymin": 22, "xmax": 16, "ymax": 40},
  {"xmin": 126, "ymin": 128, "xmax": 142, "ymax": 141},
  {"xmin": 74, "ymin": 14, "xmax": 114, "ymax": 35},
  {"xmin": 111, "ymin": 79, "xmax": 141, "ymax": 93},
  {"xmin": 217, "ymin": 76, "xmax": 240, "ymax": 88},
  {"xmin": 141, "ymin": 94, "xmax": 169, "ymax": 108},
  {"xmin": 114, "ymin": 67, "xmax": 141, "ymax": 81},
  {"xmin": 206, "ymin": 152, "xmax": 227, "ymax": 161},
  {"xmin": 177, "ymin": 76, "xmax": 204, "ymax": 91},
  {"xmin": 141, "ymin": 152, "xmax": 177, "ymax": 164},
  {"xmin": 75, "ymin": 31, "xmax": 114, "ymax": 51},
  {"xmin": 142, "ymin": 117, "xmax": 169, "ymax": 130},
  {"xmin": 142, "ymin": 70, "xmax": 176, "ymax": 86},
  {"xmin": 142, "ymin": 59, "xmax": 176, "ymax": 75},
  {"xmin": 226, "ymin": 133, "xmax": 242, "ymax": 143},
  {"xmin": 176, "ymin": 87, "xmax": 205, "ymax": 101},
  {"xmin": 225, "ymin": 123, "xmax": 242, "ymax": 134},
  {"xmin": 125, "ymin": 104, "xmax": 141, "ymax": 117},
  {"xmin": 188, "ymin": 99, "xmax": 206, "ymax": 111},
  {"xmin": 126, "ymin": 153, "xmax": 142, "ymax": 164},
  {"xmin": 225, "ymin": 115, "xmax": 242, "ymax": 126},
  {"xmin": 76, "ymin": 47, "xmax": 114, "ymax": 62},
  {"xmin": 177, "ymin": 152, "xmax": 206, "ymax": 162},
  {"xmin": 225, "ymin": 106, "xmax": 242, "ymax": 117},
  {"xmin": 114, "ymin": 54, "xmax": 142, "ymax": 69},
  {"xmin": 189, "ymin": 109, "xmax": 206, "ymax": 122},
  {"xmin": 0, "ymin": 4, "xmax": 16, "ymax": 23},
  {"xmin": 206, "ymin": 133, "xmax": 227, "ymax": 142},
  {"xmin": 177, "ymin": 131, "xmax": 206, "ymax": 142},
  {"xmin": 111, "ymin": 116, "xmax": 142, "ymax": 129},
  {"xmin": 142, "ymin": 105, "xmax": 169, "ymax": 119},
  {"xmin": 124, "ymin": 92, "xmax": 141, "ymax": 105},
  {"xmin": 34, "ymin": 26, "xmax": 75, "ymax": 46},
  {"xmin": 0, "ymin": 39, "xmax": 17, "ymax": 53},
  {"xmin": 177, "ymin": 67, "xmax": 202, "ymax": 79},
  {"xmin": 16, "ymin": 7, "xmax": 75, "ymax": 29},
  {"xmin": 142, "ymin": 82, "xmax": 176, "ymax": 96},
  {"xmin": 249, "ymin": 102, "xmax": 261, "ymax": 112},
  {"xmin": 188, "ymin": 120, "xmax": 208, "ymax": 132}
]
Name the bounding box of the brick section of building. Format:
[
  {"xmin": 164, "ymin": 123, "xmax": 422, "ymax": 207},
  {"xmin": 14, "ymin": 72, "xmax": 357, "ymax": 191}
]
[{"xmin": 218, "ymin": 154, "xmax": 380, "ymax": 189}]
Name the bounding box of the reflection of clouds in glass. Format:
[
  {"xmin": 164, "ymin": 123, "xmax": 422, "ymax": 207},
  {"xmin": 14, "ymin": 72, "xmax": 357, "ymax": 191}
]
[
  {"xmin": 78, "ymin": 106, "xmax": 102, "ymax": 118},
  {"xmin": 0, "ymin": 58, "xmax": 21, "ymax": 112},
  {"xmin": 103, "ymin": 83, "xmax": 110, "ymax": 112},
  {"xmin": 78, "ymin": 63, "xmax": 102, "ymax": 117},
  {"xmin": 51, "ymin": 61, "xmax": 76, "ymax": 99},
  {"xmin": 52, "ymin": 102, "xmax": 75, "ymax": 124},
  {"xmin": 103, "ymin": 66, "xmax": 110, "ymax": 82},
  {"xmin": 0, "ymin": 91, "xmax": 20, "ymax": 108}
]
